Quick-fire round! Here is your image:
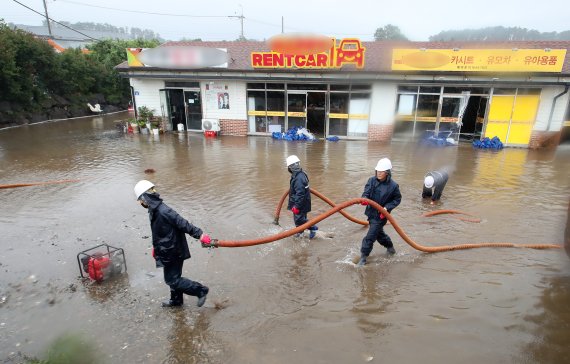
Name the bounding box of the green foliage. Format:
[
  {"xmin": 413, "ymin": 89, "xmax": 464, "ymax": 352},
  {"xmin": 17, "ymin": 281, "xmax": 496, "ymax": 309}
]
[
  {"xmin": 429, "ymin": 26, "xmax": 570, "ymax": 41},
  {"xmin": 137, "ymin": 105, "xmax": 155, "ymax": 122},
  {"xmin": 0, "ymin": 19, "xmax": 161, "ymax": 113},
  {"xmin": 374, "ymin": 24, "xmax": 408, "ymax": 41}
]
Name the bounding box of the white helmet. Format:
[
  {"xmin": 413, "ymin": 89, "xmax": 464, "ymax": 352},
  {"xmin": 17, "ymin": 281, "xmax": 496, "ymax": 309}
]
[
  {"xmin": 286, "ymin": 155, "xmax": 301, "ymax": 167},
  {"xmin": 375, "ymin": 158, "xmax": 392, "ymax": 172},
  {"xmin": 134, "ymin": 180, "xmax": 155, "ymax": 199},
  {"xmin": 424, "ymin": 176, "xmax": 434, "ymax": 189}
]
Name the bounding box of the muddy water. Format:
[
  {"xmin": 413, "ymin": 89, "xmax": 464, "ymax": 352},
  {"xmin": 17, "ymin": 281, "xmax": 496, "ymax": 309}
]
[{"xmin": 0, "ymin": 113, "xmax": 569, "ymax": 363}]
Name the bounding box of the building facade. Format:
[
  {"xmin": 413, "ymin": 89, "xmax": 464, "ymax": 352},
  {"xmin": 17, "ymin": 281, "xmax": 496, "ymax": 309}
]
[{"xmin": 116, "ymin": 38, "xmax": 570, "ymax": 148}]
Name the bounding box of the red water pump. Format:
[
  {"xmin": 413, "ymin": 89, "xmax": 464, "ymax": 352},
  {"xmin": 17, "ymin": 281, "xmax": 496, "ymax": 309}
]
[{"xmin": 77, "ymin": 244, "xmax": 127, "ymax": 282}]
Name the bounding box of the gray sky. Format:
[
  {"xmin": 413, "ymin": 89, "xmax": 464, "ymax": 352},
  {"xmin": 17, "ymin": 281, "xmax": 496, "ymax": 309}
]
[{"xmin": 4, "ymin": 0, "xmax": 569, "ymax": 41}]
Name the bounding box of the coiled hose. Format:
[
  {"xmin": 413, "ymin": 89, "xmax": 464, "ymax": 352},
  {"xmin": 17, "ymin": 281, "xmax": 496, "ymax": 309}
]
[{"xmin": 211, "ymin": 193, "xmax": 561, "ymax": 251}]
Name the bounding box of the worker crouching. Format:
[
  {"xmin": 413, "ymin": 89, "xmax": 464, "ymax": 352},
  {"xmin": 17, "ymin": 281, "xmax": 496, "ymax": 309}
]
[
  {"xmin": 134, "ymin": 180, "xmax": 213, "ymax": 308},
  {"xmin": 358, "ymin": 158, "xmax": 402, "ymax": 266}
]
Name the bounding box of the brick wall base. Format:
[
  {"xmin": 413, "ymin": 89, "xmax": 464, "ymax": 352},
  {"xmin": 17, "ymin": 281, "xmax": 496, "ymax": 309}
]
[
  {"xmin": 528, "ymin": 130, "xmax": 561, "ymax": 149},
  {"xmin": 219, "ymin": 119, "xmax": 247, "ymax": 136},
  {"xmin": 367, "ymin": 124, "xmax": 394, "ymax": 142}
]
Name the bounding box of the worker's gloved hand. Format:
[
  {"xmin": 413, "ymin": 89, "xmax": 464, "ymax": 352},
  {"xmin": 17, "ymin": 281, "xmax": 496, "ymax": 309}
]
[
  {"xmin": 291, "ymin": 206, "xmax": 300, "ymax": 215},
  {"xmin": 360, "ymin": 200, "xmax": 368, "ymax": 206},
  {"xmin": 200, "ymin": 234, "xmax": 211, "ymax": 244},
  {"xmin": 379, "ymin": 213, "xmax": 385, "ymax": 220},
  {"xmin": 151, "ymin": 248, "xmax": 155, "ymax": 258}
]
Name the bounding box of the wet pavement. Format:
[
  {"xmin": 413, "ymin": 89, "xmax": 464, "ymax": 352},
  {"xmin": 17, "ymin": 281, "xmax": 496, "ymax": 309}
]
[{"xmin": 0, "ymin": 113, "xmax": 569, "ymax": 363}]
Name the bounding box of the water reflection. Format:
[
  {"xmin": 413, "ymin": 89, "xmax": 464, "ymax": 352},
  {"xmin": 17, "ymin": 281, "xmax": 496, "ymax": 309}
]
[
  {"xmin": 163, "ymin": 311, "xmax": 216, "ymax": 364},
  {"xmin": 521, "ymin": 274, "xmax": 570, "ymax": 364}
]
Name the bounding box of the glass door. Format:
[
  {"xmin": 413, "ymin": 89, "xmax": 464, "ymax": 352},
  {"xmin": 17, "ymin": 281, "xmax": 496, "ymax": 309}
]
[
  {"xmin": 287, "ymin": 93, "xmax": 307, "ymax": 129},
  {"xmin": 159, "ymin": 89, "xmax": 170, "ymax": 131},
  {"xmin": 438, "ymin": 96, "xmax": 464, "ymax": 142},
  {"xmin": 184, "ymin": 90, "xmax": 202, "ymax": 130}
]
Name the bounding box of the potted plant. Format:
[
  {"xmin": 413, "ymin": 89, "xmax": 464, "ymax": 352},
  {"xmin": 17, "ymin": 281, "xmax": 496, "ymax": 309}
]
[
  {"xmin": 128, "ymin": 117, "xmax": 139, "ymax": 133},
  {"xmin": 150, "ymin": 121, "xmax": 160, "ymax": 135},
  {"xmin": 137, "ymin": 106, "xmax": 155, "ymax": 130},
  {"xmin": 138, "ymin": 118, "xmax": 149, "ymax": 134}
]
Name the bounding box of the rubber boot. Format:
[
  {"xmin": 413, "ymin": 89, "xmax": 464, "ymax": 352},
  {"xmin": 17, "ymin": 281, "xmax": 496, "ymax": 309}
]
[
  {"xmin": 357, "ymin": 255, "xmax": 367, "ymax": 266},
  {"xmin": 197, "ymin": 287, "xmax": 209, "ymax": 307},
  {"xmin": 309, "ymin": 226, "xmax": 318, "ymax": 239},
  {"xmin": 387, "ymin": 247, "xmax": 396, "ymax": 255},
  {"xmin": 162, "ymin": 290, "xmax": 183, "ymax": 307}
]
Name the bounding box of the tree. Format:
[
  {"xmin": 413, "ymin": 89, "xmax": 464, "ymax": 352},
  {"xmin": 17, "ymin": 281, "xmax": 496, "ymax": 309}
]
[{"xmin": 374, "ymin": 24, "xmax": 408, "ymax": 41}]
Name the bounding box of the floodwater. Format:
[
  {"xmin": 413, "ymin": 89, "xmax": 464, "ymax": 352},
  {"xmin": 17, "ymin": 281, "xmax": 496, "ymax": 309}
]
[{"xmin": 0, "ymin": 113, "xmax": 569, "ymax": 364}]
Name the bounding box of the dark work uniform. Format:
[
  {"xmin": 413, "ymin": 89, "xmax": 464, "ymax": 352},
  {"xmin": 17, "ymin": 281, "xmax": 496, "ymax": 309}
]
[
  {"xmin": 422, "ymin": 170, "xmax": 449, "ymax": 201},
  {"xmin": 360, "ymin": 174, "xmax": 402, "ymax": 257},
  {"xmin": 287, "ymin": 166, "xmax": 312, "ymax": 229},
  {"xmin": 144, "ymin": 192, "xmax": 208, "ymax": 304}
]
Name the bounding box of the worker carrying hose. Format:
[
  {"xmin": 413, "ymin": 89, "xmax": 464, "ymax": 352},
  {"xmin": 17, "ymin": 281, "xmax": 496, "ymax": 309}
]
[
  {"xmin": 286, "ymin": 155, "xmax": 318, "ymax": 239},
  {"xmin": 134, "ymin": 180, "xmax": 213, "ymax": 308},
  {"xmin": 358, "ymin": 158, "xmax": 402, "ymax": 266},
  {"xmin": 422, "ymin": 169, "xmax": 449, "ymax": 205}
]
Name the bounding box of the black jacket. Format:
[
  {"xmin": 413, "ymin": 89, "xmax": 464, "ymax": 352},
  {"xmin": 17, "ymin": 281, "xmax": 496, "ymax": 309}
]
[
  {"xmin": 362, "ymin": 175, "xmax": 402, "ymax": 221},
  {"xmin": 144, "ymin": 193, "xmax": 203, "ymax": 267},
  {"xmin": 422, "ymin": 170, "xmax": 449, "ymax": 201},
  {"xmin": 288, "ymin": 169, "xmax": 311, "ymax": 213}
]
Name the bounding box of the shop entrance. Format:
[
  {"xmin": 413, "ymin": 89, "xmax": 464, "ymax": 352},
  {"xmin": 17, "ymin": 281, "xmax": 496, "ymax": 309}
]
[
  {"xmin": 183, "ymin": 90, "xmax": 202, "ymax": 130},
  {"xmin": 287, "ymin": 92, "xmax": 307, "ymax": 129},
  {"xmin": 307, "ymin": 92, "xmax": 326, "ymax": 136},
  {"xmin": 159, "ymin": 89, "xmax": 203, "ymax": 131},
  {"xmin": 458, "ymin": 96, "xmax": 487, "ymax": 141}
]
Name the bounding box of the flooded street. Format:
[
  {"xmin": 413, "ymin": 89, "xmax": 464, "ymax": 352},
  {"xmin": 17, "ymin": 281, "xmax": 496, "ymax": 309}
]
[{"xmin": 1, "ymin": 113, "xmax": 569, "ymax": 363}]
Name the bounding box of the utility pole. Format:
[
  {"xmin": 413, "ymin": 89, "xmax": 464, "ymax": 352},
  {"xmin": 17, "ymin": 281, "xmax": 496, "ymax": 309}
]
[
  {"xmin": 229, "ymin": 5, "xmax": 245, "ymax": 40},
  {"xmin": 281, "ymin": 16, "xmax": 284, "ymax": 34},
  {"xmin": 42, "ymin": 0, "xmax": 53, "ymax": 38}
]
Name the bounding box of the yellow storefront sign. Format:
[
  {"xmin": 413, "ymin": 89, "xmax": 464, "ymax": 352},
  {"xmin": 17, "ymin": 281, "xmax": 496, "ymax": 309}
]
[{"xmin": 392, "ymin": 49, "xmax": 566, "ymax": 72}]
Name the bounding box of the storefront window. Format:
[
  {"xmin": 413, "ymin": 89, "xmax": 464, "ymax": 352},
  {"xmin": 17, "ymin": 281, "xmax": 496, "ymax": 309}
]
[
  {"xmin": 444, "ymin": 86, "xmax": 489, "ymax": 95},
  {"xmin": 420, "ymin": 86, "xmax": 441, "ymax": 94},
  {"xmin": 247, "ymin": 83, "xmax": 265, "ymax": 90},
  {"xmin": 398, "ymin": 85, "xmax": 419, "ymax": 93},
  {"xmin": 287, "ymin": 93, "xmax": 306, "ymax": 129},
  {"xmin": 330, "ymin": 84, "xmax": 350, "ymax": 91},
  {"xmin": 394, "ymin": 94, "xmax": 416, "ymax": 136},
  {"xmin": 329, "ymin": 93, "xmax": 350, "ymax": 136},
  {"xmin": 288, "ymin": 84, "xmax": 327, "ymax": 91},
  {"xmin": 247, "ymin": 90, "xmax": 266, "ymax": 133},
  {"xmin": 348, "ymin": 93, "xmax": 370, "ymax": 137},
  {"xmin": 266, "ymin": 91, "xmax": 285, "ymax": 133},
  {"xmin": 515, "ymin": 88, "xmax": 542, "ymax": 95},
  {"xmin": 266, "ymin": 83, "xmax": 285, "ymax": 90},
  {"xmin": 415, "ymin": 94, "xmax": 440, "ymax": 137}
]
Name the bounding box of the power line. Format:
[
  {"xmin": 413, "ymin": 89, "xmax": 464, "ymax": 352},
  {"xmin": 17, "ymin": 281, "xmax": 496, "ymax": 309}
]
[
  {"xmin": 56, "ymin": 0, "xmax": 234, "ymax": 18},
  {"xmin": 11, "ymin": 0, "xmax": 100, "ymax": 40}
]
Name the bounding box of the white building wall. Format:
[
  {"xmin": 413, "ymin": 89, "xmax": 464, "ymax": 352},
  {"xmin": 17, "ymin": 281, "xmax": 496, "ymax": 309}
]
[
  {"xmin": 200, "ymin": 81, "xmax": 247, "ymax": 120},
  {"xmin": 534, "ymin": 86, "xmax": 570, "ymax": 131},
  {"xmin": 130, "ymin": 78, "xmax": 165, "ymax": 117},
  {"xmin": 369, "ymin": 82, "xmax": 398, "ymax": 125}
]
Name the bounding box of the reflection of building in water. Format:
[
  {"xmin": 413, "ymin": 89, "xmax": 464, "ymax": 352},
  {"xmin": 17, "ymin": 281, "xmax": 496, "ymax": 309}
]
[{"xmin": 119, "ymin": 40, "xmax": 570, "ymax": 149}]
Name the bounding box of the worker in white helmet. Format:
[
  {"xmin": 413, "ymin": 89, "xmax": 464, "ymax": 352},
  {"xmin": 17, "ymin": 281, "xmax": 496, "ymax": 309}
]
[
  {"xmin": 134, "ymin": 180, "xmax": 213, "ymax": 308},
  {"xmin": 358, "ymin": 158, "xmax": 402, "ymax": 266},
  {"xmin": 422, "ymin": 169, "xmax": 449, "ymax": 205},
  {"xmin": 286, "ymin": 155, "xmax": 318, "ymax": 239}
]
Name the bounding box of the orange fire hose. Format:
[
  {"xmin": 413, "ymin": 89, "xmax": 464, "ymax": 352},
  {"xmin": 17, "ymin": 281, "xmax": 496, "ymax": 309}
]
[
  {"xmin": 273, "ymin": 188, "xmax": 368, "ymax": 226},
  {"xmin": 0, "ymin": 179, "xmax": 81, "ymax": 189},
  {"xmin": 422, "ymin": 210, "xmax": 482, "ymax": 223},
  {"xmin": 212, "ymin": 197, "xmax": 561, "ymax": 251}
]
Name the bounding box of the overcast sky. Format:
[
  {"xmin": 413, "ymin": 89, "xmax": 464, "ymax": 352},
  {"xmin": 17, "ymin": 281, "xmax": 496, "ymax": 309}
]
[{"xmin": 4, "ymin": 0, "xmax": 569, "ymax": 41}]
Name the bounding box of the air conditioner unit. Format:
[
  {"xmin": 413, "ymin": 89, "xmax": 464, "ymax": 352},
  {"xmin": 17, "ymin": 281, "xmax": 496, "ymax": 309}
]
[{"xmin": 201, "ymin": 119, "xmax": 220, "ymax": 132}]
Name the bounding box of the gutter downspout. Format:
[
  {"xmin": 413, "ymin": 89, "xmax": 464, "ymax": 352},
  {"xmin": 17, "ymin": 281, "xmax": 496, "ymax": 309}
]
[
  {"xmin": 130, "ymin": 85, "xmax": 138, "ymax": 120},
  {"xmin": 547, "ymin": 85, "xmax": 569, "ymax": 131}
]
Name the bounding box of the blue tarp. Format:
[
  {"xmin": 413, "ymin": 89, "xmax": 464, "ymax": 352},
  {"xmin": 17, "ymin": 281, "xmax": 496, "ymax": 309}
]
[
  {"xmin": 272, "ymin": 127, "xmax": 318, "ymax": 141},
  {"xmin": 473, "ymin": 136, "xmax": 504, "ymax": 149}
]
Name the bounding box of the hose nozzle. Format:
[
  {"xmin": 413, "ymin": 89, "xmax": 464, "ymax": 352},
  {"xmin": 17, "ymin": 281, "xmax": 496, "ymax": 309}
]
[{"xmin": 201, "ymin": 239, "xmax": 218, "ymax": 248}]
